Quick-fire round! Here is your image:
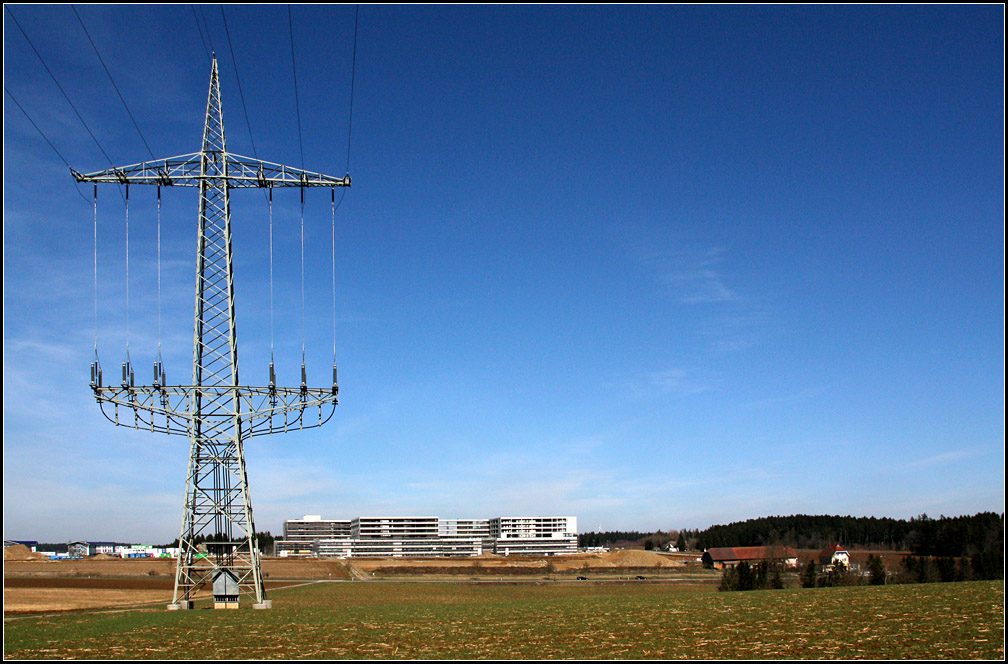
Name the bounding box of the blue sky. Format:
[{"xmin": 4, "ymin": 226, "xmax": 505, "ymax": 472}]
[{"xmin": 3, "ymin": 5, "xmax": 1004, "ymax": 544}]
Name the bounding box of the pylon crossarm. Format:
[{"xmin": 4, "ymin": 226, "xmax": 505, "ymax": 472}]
[
  {"xmin": 225, "ymin": 153, "xmax": 351, "ymax": 188},
  {"xmin": 240, "ymin": 386, "xmax": 338, "ymax": 438},
  {"xmin": 93, "ymin": 386, "xmax": 193, "ymax": 435},
  {"xmin": 91, "ymin": 384, "xmax": 336, "ymax": 436},
  {"xmin": 71, "ymin": 153, "xmax": 202, "ymax": 186},
  {"xmin": 71, "ymin": 153, "xmax": 349, "ymax": 188}
]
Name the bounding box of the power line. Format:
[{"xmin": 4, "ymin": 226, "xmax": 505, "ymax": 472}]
[
  {"xmin": 328, "ymin": 5, "xmax": 359, "ymax": 216},
  {"xmin": 288, "ymin": 5, "xmax": 305, "ymax": 170},
  {"xmin": 220, "ymin": 5, "xmax": 259, "ymax": 159},
  {"xmin": 345, "ymin": 5, "xmax": 359, "ymax": 176},
  {"xmin": 6, "ymin": 7, "xmax": 119, "ymax": 172},
  {"xmin": 4, "ymin": 87, "xmax": 91, "ymax": 205},
  {"xmin": 220, "ymin": 4, "xmax": 269, "ymax": 205},
  {"xmin": 289, "ymin": 6, "xmax": 308, "ymax": 363},
  {"xmin": 197, "ymin": 5, "xmax": 217, "ymax": 57},
  {"xmin": 331, "ymin": 6, "xmax": 359, "ymax": 363},
  {"xmin": 5, "ymin": 88, "xmax": 74, "ymax": 171},
  {"xmin": 72, "ymin": 5, "xmax": 156, "ymax": 160},
  {"xmin": 191, "ymin": 5, "xmax": 212, "ymax": 63}
]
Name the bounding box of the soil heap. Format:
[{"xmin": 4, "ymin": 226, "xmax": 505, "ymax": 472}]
[{"xmin": 3, "ymin": 544, "xmax": 47, "ymax": 561}]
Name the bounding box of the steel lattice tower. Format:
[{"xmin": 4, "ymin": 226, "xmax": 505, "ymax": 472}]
[{"xmin": 75, "ymin": 57, "xmax": 349, "ymax": 610}]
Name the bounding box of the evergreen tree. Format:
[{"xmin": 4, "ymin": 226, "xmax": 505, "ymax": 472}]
[
  {"xmin": 801, "ymin": 560, "xmax": 817, "ymax": 588},
  {"xmin": 736, "ymin": 561, "xmax": 754, "ymax": 591},
  {"xmin": 867, "ymin": 554, "xmax": 887, "ymax": 585}
]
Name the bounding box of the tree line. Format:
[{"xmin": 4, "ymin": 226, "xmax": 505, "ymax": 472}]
[
  {"xmin": 577, "ymin": 530, "xmax": 695, "ymax": 551},
  {"xmin": 694, "ymin": 512, "xmax": 1003, "ymax": 556},
  {"xmin": 157, "ymin": 531, "xmax": 276, "ymax": 554},
  {"xmin": 721, "ymin": 547, "xmax": 1001, "ymax": 593},
  {"xmin": 578, "ymin": 530, "xmax": 661, "ymax": 548}
]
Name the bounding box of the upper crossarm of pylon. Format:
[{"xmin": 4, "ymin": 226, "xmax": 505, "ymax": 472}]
[
  {"xmin": 72, "ymin": 153, "xmax": 350, "ymax": 189},
  {"xmin": 71, "ymin": 152, "xmax": 203, "ymax": 186},
  {"xmin": 225, "ymin": 153, "xmax": 351, "ymax": 188}
]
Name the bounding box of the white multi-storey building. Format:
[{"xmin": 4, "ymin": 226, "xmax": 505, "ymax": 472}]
[
  {"xmin": 439, "ymin": 519, "xmax": 490, "ymax": 539},
  {"xmin": 273, "ymin": 514, "xmax": 577, "ymax": 558},
  {"xmin": 276, "ymin": 515, "xmax": 353, "ymax": 556},
  {"xmin": 351, "ymin": 516, "xmax": 439, "ymax": 540},
  {"xmin": 490, "ymin": 517, "xmax": 578, "ymax": 556},
  {"xmin": 284, "ymin": 515, "xmax": 352, "ymax": 540},
  {"xmin": 343, "ymin": 516, "xmax": 478, "ymax": 558},
  {"xmin": 490, "ymin": 516, "xmax": 577, "ymax": 540}
]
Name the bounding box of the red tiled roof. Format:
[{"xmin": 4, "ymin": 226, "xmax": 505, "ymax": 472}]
[
  {"xmin": 818, "ymin": 544, "xmax": 849, "ymax": 562},
  {"xmin": 705, "ymin": 546, "xmax": 798, "ymax": 562}
]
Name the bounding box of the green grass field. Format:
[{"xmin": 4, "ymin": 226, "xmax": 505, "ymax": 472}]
[{"xmin": 3, "ymin": 580, "xmax": 1003, "ymax": 659}]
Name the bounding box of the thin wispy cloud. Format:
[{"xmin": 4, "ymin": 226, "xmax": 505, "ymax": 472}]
[
  {"xmin": 637, "ymin": 244, "xmax": 741, "ymax": 305},
  {"xmin": 668, "ymin": 261, "xmax": 738, "ymax": 304},
  {"xmin": 628, "ymin": 238, "xmax": 771, "ymax": 353},
  {"xmin": 647, "ymin": 367, "xmax": 713, "ymax": 397},
  {"xmin": 695, "ymin": 301, "xmax": 773, "ymax": 355},
  {"xmin": 910, "ymin": 449, "xmax": 982, "ymax": 468}
]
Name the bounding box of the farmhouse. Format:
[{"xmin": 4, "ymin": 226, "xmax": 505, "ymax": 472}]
[
  {"xmin": 818, "ymin": 544, "xmax": 850, "ymax": 569},
  {"xmin": 702, "ymin": 545, "xmax": 799, "ymax": 570}
]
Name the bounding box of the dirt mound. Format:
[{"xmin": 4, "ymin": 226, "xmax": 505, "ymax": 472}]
[
  {"xmin": 4, "ymin": 544, "xmax": 46, "ymax": 561},
  {"xmin": 595, "ymin": 549, "xmax": 682, "ymax": 568},
  {"xmin": 92, "ymin": 553, "xmax": 115, "ymax": 560}
]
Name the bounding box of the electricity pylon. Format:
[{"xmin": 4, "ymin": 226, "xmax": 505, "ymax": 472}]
[{"xmin": 74, "ymin": 57, "xmax": 348, "ymax": 610}]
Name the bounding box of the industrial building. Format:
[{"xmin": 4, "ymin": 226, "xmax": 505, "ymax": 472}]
[
  {"xmin": 64, "ymin": 541, "xmax": 179, "ymax": 558},
  {"xmin": 68, "ymin": 541, "xmax": 116, "ymax": 557},
  {"xmin": 273, "ymin": 515, "xmax": 577, "ymax": 558}
]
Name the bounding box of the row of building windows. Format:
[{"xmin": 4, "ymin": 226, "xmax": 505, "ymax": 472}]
[{"xmin": 277, "ymin": 515, "xmax": 578, "ymax": 558}]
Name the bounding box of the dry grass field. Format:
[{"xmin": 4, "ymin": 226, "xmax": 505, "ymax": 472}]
[
  {"xmin": 6, "ymin": 547, "xmax": 1001, "ymax": 659},
  {"xmin": 3, "ymin": 574, "xmax": 1002, "ymax": 659}
]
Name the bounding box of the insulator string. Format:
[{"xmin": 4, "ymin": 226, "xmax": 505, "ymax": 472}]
[
  {"xmin": 269, "ymin": 186, "xmax": 274, "ymax": 361},
  {"xmin": 300, "ymin": 186, "xmax": 305, "ymax": 362},
  {"xmin": 124, "ymin": 183, "xmax": 130, "ymax": 359},
  {"xmin": 93, "ymin": 184, "xmax": 98, "ymax": 357},
  {"xmin": 157, "ymin": 185, "xmax": 162, "ymax": 355},
  {"xmin": 332, "ymin": 188, "xmax": 337, "ymax": 361}
]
